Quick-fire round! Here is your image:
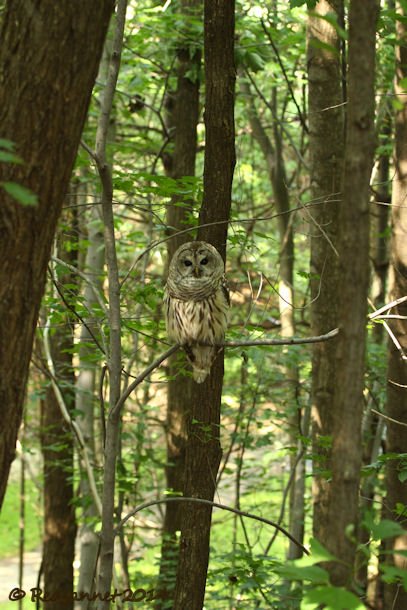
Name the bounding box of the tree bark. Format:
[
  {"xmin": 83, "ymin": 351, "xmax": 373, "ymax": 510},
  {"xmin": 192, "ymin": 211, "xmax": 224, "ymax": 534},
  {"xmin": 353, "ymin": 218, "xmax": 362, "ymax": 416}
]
[
  {"xmin": 0, "ymin": 0, "xmax": 114, "ymax": 508},
  {"xmin": 326, "ymin": 0, "xmax": 378, "ymax": 588},
  {"xmin": 307, "ymin": 0, "xmax": 345, "ymax": 547},
  {"xmin": 383, "ymin": 4, "xmax": 407, "ymax": 607},
  {"xmin": 76, "ymin": 202, "xmax": 105, "ymax": 606},
  {"xmin": 41, "ymin": 206, "xmax": 78, "ymax": 610},
  {"xmin": 173, "ymin": 0, "xmax": 235, "ymax": 607},
  {"xmin": 158, "ymin": 0, "xmax": 201, "ymax": 601}
]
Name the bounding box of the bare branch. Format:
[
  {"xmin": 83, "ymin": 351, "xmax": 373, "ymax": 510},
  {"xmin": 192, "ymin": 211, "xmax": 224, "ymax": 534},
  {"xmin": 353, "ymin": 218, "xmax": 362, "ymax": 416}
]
[
  {"xmin": 371, "ymin": 409, "xmax": 407, "ymax": 428},
  {"xmin": 222, "ymin": 328, "xmax": 338, "ymax": 347},
  {"xmin": 114, "ymin": 496, "xmax": 310, "ymax": 556},
  {"xmin": 369, "ymin": 296, "xmax": 407, "ymax": 319}
]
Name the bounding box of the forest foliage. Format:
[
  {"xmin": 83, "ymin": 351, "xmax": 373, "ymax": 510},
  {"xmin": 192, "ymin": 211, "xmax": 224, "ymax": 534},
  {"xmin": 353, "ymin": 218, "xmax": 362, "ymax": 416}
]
[{"xmin": 0, "ymin": 1, "xmax": 407, "ymax": 609}]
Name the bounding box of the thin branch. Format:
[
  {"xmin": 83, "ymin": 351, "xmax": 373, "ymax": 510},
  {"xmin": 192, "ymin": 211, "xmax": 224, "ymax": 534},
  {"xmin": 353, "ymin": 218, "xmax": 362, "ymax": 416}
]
[
  {"xmin": 42, "ymin": 320, "xmax": 102, "ymax": 516},
  {"xmin": 48, "ymin": 265, "xmax": 106, "ymax": 355},
  {"xmin": 114, "ymin": 496, "xmax": 310, "ymax": 556},
  {"xmin": 261, "ymin": 19, "xmax": 309, "ymax": 133},
  {"xmin": 110, "ymin": 331, "xmax": 338, "ymax": 417},
  {"xmin": 222, "ymin": 328, "xmax": 339, "ymax": 347},
  {"xmin": 368, "ymin": 296, "xmax": 407, "ymax": 319},
  {"xmin": 112, "ymin": 345, "xmax": 179, "ymax": 417},
  {"xmin": 51, "ymin": 256, "xmax": 108, "ymax": 316},
  {"xmin": 121, "ymin": 198, "xmax": 341, "ymax": 283},
  {"xmin": 371, "ymin": 409, "xmax": 407, "ymax": 428}
]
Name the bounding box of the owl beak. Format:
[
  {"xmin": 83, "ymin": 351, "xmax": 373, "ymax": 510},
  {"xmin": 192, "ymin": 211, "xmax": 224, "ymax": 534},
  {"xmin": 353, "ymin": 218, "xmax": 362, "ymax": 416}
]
[{"xmin": 193, "ymin": 266, "xmax": 201, "ymax": 278}]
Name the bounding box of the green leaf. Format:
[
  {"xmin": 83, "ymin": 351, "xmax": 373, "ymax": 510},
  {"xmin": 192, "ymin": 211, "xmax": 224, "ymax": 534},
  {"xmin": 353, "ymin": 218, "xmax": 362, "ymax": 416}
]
[
  {"xmin": 0, "ymin": 138, "xmax": 16, "ymax": 151},
  {"xmin": 1, "ymin": 181, "xmax": 38, "ymax": 206},
  {"xmin": 276, "ymin": 563, "xmax": 329, "ymax": 584},
  {"xmin": 369, "ymin": 518, "xmax": 406, "ymax": 541},
  {"xmin": 0, "ymin": 150, "xmax": 23, "ymax": 164},
  {"xmin": 304, "ymin": 585, "xmax": 365, "ymax": 609},
  {"xmin": 290, "ymin": 0, "xmax": 317, "ymax": 7}
]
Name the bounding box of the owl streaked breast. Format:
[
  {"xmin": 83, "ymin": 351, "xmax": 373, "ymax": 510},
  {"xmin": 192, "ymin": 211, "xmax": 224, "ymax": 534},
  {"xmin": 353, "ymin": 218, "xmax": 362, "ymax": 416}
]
[{"xmin": 164, "ymin": 241, "xmax": 229, "ymax": 383}]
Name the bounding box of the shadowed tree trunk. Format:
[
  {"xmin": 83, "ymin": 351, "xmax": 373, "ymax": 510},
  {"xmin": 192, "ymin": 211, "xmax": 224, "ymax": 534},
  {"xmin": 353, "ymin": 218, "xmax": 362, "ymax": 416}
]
[
  {"xmin": 239, "ymin": 75, "xmax": 303, "ymax": 559},
  {"xmin": 326, "ymin": 0, "xmax": 379, "ymax": 588},
  {"xmin": 173, "ymin": 0, "xmax": 236, "ymax": 607},
  {"xmin": 41, "ymin": 205, "xmax": 78, "ymax": 610},
  {"xmin": 0, "ymin": 0, "xmax": 114, "ymax": 508},
  {"xmin": 383, "ymin": 4, "xmax": 407, "ymax": 607},
  {"xmin": 158, "ymin": 0, "xmax": 201, "ymax": 600},
  {"xmin": 307, "ymin": 0, "xmax": 344, "ymax": 548}
]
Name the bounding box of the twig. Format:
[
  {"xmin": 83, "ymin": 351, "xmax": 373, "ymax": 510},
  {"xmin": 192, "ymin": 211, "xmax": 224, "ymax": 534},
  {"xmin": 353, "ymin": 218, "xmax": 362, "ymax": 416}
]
[
  {"xmin": 112, "ymin": 345, "xmax": 179, "ymax": 417},
  {"xmin": 51, "ymin": 256, "xmax": 108, "ymax": 316},
  {"xmin": 368, "ymin": 296, "xmax": 407, "ymax": 319},
  {"xmin": 222, "ymin": 328, "xmax": 339, "ymax": 347},
  {"xmin": 121, "ymin": 198, "xmax": 341, "ymax": 283},
  {"xmin": 371, "ymin": 409, "xmax": 407, "ymax": 428},
  {"xmin": 42, "ymin": 320, "xmax": 102, "ymax": 516},
  {"xmin": 114, "ymin": 496, "xmax": 310, "ymax": 556},
  {"xmin": 261, "ymin": 19, "xmax": 309, "ymax": 133}
]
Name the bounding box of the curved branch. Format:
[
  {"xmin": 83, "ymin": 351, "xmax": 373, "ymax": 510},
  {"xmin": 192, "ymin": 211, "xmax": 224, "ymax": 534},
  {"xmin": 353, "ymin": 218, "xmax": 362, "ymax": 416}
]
[{"xmin": 114, "ymin": 496, "xmax": 310, "ymax": 556}]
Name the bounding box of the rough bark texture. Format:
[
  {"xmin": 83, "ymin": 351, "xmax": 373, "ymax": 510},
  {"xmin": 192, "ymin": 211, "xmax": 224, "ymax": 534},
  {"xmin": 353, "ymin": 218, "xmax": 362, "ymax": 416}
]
[
  {"xmin": 0, "ymin": 0, "xmax": 114, "ymax": 508},
  {"xmin": 383, "ymin": 5, "xmax": 407, "ymax": 607},
  {"xmin": 307, "ymin": 0, "xmax": 345, "ymax": 546},
  {"xmin": 41, "ymin": 208, "xmax": 78, "ymax": 609},
  {"xmin": 158, "ymin": 0, "xmax": 201, "ymax": 599},
  {"xmin": 326, "ymin": 0, "xmax": 378, "ymax": 587},
  {"xmin": 173, "ymin": 0, "xmax": 235, "ymax": 607}
]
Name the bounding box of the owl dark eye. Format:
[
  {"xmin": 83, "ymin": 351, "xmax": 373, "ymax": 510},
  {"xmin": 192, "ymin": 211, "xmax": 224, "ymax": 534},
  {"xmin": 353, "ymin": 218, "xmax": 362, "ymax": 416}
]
[
  {"xmin": 200, "ymin": 258, "xmax": 208, "ymax": 265},
  {"xmin": 184, "ymin": 259, "xmax": 193, "ymax": 267}
]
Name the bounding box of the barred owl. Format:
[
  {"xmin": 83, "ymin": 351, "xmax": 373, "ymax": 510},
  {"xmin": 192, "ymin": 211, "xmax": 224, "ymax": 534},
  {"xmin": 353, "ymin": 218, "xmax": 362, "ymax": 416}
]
[{"xmin": 164, "ymin": 241, "xmax": 229, "ymax": 383}]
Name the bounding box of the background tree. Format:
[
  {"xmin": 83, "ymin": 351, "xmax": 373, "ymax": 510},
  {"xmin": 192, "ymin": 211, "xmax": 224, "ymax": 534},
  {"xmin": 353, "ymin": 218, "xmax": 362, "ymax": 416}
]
[
  {"xmin": 383, "ymin": 3, "xmax": 407, "ymax": 607},
  {"xmin": 1, "ymin": 2, "xmax": 407, "ymax": 609},
  {"xmin": 307, "ymin": 0, "xmax": 344, "ymax": 549},
  {"xmin": 39, "ymin": 204, "xmax": 78, "ymax": 610},
  {"xmin": 326, "ymin": 0, "xmax": 379, "ymax": 588}
]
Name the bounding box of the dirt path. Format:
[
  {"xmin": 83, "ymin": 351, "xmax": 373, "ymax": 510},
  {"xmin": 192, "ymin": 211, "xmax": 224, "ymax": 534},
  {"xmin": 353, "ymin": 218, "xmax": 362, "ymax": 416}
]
[{"xmin": 0, "ymin": 549, "xmax": 42, "ymax": 603}]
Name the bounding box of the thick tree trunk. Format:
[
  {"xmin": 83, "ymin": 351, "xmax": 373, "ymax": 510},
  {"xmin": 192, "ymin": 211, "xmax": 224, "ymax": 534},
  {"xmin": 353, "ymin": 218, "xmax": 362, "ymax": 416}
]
[
  {"xmin": 41, "ymin": 207, "xmax": 78, "ymax": 610},
  {"xmin": 158, "ymin": 0, "xmax": 201, "ymax": 600},
  {"xmin": 240, "ymin": 77, "xmax": 303, "ymax": 559},
  {"xmin": 326, "ymin": 0, "xmax": 378, "ymax": 588},
  {"xmin": 383, "ymin": 5, "xmax": 407, "ymax": 607},
  {"xmin": 0, "ymin": 0, "xmax": 114, "ymax": 508},
  {"xmin": 307, "ymin": 0, "xmax": 344, "ymax": 547},
  {"xmin": 173, "ymin": 0, "xmax": 235, "ymax": 607}
]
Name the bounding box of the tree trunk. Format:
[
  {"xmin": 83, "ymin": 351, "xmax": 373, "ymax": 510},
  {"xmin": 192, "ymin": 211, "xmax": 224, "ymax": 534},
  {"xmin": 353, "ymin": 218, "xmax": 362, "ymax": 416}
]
[
  {"xmin": 326, "ymin": 0, "xmax": 378, "ymax": 588},
  {"xmin": 307, "ymin": 0, "xmax": 345, "ymax": 547},
  {"xmin": 239, "ymin": 75, "xmax": 304, "ymax": 560},
  {"xmin": 383, "ymin": 4, "xmax": 407, "ymax": 607},
  {"xmin": 0, "ymin": 0, "xmax": 114, "ymax": 508},
  {"xmin": 173, "ymin": 0, "xmax": 236, "ymax": 607},
  {"xmin": 158, "ymin": 0, "xmax": 201, "ymax": 601},
  {"xmin": 76, "ymin": 202, "xmax": 105, "ymax": 606},
  {"xmin": 41, "ymin": 206, "xmax": 78, "ymax": 610}
]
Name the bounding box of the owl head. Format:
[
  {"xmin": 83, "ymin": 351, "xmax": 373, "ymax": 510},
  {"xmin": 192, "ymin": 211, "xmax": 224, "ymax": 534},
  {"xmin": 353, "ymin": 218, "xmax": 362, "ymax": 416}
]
[{"xmin": 166, "ymin": 241, "xmax": 224, "ymax": 300}]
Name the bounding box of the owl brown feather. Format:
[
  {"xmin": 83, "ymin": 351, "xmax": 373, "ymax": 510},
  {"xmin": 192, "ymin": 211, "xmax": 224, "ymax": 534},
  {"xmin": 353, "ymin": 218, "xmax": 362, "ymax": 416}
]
[{"xmin": 164, "ymin": 241, "xmax": 229, "ymax": 383}]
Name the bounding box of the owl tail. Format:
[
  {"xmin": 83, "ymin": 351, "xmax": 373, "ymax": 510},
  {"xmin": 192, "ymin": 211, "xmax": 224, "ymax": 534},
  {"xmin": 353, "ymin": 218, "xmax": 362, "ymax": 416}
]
[{"xmin": 185, "ymin": 345, "xmax": 215, "ymax": 384}]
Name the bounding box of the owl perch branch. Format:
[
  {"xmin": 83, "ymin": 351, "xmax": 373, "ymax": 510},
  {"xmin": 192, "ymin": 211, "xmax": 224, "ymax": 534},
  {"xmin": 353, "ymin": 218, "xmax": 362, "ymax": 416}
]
[
  {"xmin": 114, "ymin": 496, "xmax": 310, "ymax": 556},
  {"xmin": 112, "ymin": 328, "xmax": 339, "ymax": 416},
  {"xmin": 221, "ymin": 327, "xmax": 339, "ymax": 347}
]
